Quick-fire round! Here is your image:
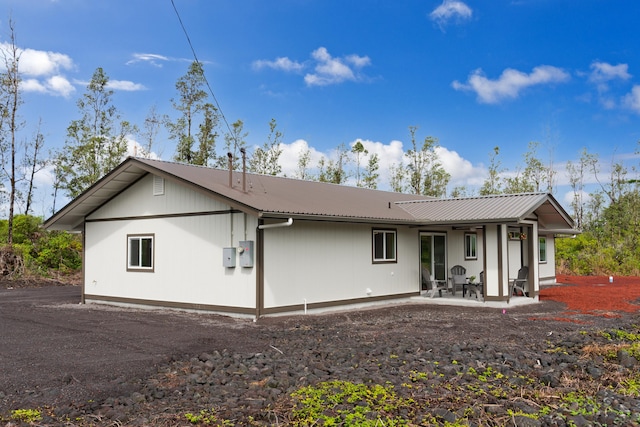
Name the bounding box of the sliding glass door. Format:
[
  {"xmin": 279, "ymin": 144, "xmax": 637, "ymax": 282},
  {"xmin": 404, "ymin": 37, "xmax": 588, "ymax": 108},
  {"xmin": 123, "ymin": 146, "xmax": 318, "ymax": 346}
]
[{"xmin": 420, "ymin": 233, "xmax": 447, "ymax": 282}]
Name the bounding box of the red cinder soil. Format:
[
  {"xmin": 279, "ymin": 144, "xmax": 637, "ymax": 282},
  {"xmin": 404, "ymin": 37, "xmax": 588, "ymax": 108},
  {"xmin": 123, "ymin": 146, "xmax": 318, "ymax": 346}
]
[{"xmin": 541, "ymin": 275, "xmax": 640, "ymax": 317}]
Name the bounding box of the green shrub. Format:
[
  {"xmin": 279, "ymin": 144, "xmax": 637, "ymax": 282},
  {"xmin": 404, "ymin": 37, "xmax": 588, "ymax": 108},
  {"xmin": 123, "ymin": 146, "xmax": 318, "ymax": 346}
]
[{"xmin": 35, "ymin": 231, "xmax": 82, "ymax": 271}]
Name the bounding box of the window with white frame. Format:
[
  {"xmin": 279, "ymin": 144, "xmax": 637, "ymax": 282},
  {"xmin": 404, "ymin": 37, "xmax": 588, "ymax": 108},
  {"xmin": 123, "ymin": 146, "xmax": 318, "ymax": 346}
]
[
  {"xmin": 128, "ymin": 234, "xmax": 154, "ymax": 271},
  {"xmin": 539, "ymin": 236, "xmax": 547, "ymax": 263},
  {"xmin": 373, "ymin": 229, "xmax": 397, "ymax": 263},
  {"xmin": 464, "ymin": 233, "xmax": 477, "ymax": 260}
]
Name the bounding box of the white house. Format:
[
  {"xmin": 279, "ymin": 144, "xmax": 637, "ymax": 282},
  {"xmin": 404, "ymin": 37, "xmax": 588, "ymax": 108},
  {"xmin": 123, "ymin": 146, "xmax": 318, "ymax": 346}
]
[{"xmin": 44, "ymin": 157, "xmax": 576, "ymax": 318}]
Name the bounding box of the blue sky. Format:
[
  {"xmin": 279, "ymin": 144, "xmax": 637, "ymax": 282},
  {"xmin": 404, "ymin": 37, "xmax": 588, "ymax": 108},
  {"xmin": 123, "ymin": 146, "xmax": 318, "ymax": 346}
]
[{"xmin": 1, "ymin": 0, "xmax": 640, "ymax": 216}]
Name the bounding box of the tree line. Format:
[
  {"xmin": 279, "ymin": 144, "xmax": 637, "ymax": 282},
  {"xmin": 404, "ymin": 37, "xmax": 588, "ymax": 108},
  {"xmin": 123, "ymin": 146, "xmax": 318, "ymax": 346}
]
[{"xmin": 0, "ymin": 22, "xmax": 637, "ymax": 278}]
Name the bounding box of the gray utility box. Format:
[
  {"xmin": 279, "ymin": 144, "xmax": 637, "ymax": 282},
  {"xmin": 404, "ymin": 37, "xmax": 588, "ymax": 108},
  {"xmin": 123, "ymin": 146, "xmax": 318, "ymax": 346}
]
[
  {"xmin": 239, "ymin": 240, "xmax": 254, "ymax": 267},
  {"xmin": 223, "ymin": 247, "xmax": 236, "ymax": 268}
]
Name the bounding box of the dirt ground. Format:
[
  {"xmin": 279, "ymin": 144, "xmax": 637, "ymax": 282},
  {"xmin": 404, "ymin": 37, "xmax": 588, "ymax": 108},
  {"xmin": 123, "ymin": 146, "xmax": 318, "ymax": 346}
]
[{"xmin": 0, "ymin": 276, "xmax": 639, "ymax": 423}]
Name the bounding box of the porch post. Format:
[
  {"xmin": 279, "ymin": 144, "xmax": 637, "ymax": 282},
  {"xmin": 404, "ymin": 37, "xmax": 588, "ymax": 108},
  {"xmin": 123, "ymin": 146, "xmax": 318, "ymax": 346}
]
[
  {"xmin": 521, "ymin": 220, "xmax": 540, "ymax": 298},
  {"xmin": 498, "ymin": 224, "xmax": 510, "ymax": 300},
  {"xmin": 530, "ymin": 222, "xmax": 539, "ymax": 297},
  {"xmin": 483, "ymin": 224, "xmax": 510, "ymax": 302}
]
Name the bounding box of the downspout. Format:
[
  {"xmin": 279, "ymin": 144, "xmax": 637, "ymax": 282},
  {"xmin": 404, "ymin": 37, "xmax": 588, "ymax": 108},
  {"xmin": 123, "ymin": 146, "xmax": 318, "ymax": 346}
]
[
  {"xmin": 258, "ymin": 218, "xmax": 294, "ymax": 229},
  {"xmin": 256, "ymin": 220, "xmax": 264, "ymax": 320},
  {"xmin": 81, "ymin": 223, "xmax": 86, "ymax": 304},
  {"xmin": 255, "ymin": 218, "xmax": 293, "ymax": 320}
]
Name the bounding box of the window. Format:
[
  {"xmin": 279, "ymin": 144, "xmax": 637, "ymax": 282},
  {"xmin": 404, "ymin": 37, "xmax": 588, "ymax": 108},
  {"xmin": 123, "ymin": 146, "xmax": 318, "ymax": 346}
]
[
  {"xmin": 464, "ymin": 233, "xmax": 477, "ymax": 260},
  {"xmin": 128, "ymin": 234, "xmax": 154, "ymax": 271},
  {"xmin": 539, "ymin": 236, "xmax": 547, "ymax": 263},
  {"xmin": 373, "ymin": 229, "xmax": 397, "ymax": 263}
]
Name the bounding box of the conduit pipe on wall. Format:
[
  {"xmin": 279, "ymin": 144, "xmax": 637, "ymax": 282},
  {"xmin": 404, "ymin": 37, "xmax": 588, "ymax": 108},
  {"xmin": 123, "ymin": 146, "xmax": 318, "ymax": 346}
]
[{"xmin": 258, "ymin": 218, "xmax": 294, "ymax": 229}]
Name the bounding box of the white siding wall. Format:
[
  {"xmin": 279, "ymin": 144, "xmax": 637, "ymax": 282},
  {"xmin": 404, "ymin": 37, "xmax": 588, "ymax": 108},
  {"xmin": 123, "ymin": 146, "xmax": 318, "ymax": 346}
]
[
  {"xmin": 446, "ymin": 230, "xmax": 484, "ymax": 280},
  {"xmin": 539, "ymin": 235, "xmax": 556, "ymax": 284},
  {"xmin": 89, "ymin": 175, "xmax": 233, "ymax": 219},
  {"xmin": 262, "ymin": 222, "xmax": 418, "ymax": 308},
  {"xmin": 84, "ymin": 174, "xmax": 257, "ymax": 309}
]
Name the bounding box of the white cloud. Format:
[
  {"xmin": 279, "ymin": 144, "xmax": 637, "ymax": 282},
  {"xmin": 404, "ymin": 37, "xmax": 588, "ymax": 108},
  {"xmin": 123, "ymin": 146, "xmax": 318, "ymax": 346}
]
[
  {"xmin": 276, "ymin": 137, "xmax": 490, "ymax": 192},
  {"xmin": 589, "ymin": 61, "xmax": 631, "ymax": 83},
  {"xmin": 304, "ymin": 47, "xmax": 371, "ymax": 86},
  {"xmin": 452, "ymin": 65, "xmax": 570, "ymax": 104},
  {"xmin": 46, "ymin": 75, "xmax": 75, "ymax": 97},
  {"xmin": 107, "ymin": 80, "xmax": 146, "ymax": 91},
  {"xmin": 252, "ymin": 57, "xmax": 304, "ymax": 72},
  {"xmin": 623, "ymin": 85, "xmax": 640, "ymax": 114},
  {"xmin": 0, "ymin": 43, "xmax": 74, "ymax": 76},
  {"xmin": 126, "ymin": 136, "xmax": 161, "ymax": 159},
  {"xmin": 126, "ymin": 53, "xmax": 170, "ymax": 67},
  {"xmin": 435, "ymin": 146, "xmax": 484, "ymax": 185},
  {"xmin": 20, "ymin": 78, "xmax": 47, "ymax": 93},
  {"xmin": 430, "ymin": 0, "xmax": 472, "ymax": 28},
  {"xmin": 254, "ymin": 47, "xmax": 371, "ymax": 87},
  {"xmin": 0, "ymin": 42, "xmax": 76, "ymax": 97},
  {"xmin": 21, "ymin": 75, "xmax": 75, "ymax": 97},
  {"xmin": 278, "ymin": 139, "xmax": 324, "ymax": 177}
]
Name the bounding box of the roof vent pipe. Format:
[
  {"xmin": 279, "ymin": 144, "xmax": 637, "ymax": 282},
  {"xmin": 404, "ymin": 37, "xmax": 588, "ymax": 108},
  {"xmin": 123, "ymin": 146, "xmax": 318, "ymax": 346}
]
[
  {"xmin": 240, "ymin": 147, "xmax": 247, "ymax": 192},
  {"xmin": 227, "ymin": 152, "xmax": 233, "ymax": 188}
]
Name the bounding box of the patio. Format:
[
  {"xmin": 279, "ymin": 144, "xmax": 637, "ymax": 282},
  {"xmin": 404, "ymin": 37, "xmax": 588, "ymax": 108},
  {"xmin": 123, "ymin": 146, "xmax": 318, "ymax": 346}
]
[{"xmin": 415, "ymin": 290, "xmax": 539, "ymax": 308}]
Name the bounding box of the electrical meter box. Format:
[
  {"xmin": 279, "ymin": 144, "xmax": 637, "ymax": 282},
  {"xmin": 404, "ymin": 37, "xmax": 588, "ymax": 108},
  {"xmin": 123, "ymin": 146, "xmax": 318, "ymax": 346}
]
[
  {"xmin": 238, "ymin": 240, "xmax": 254, "ymax": 267},
  {"xmin": 223, "ymin": 247, "xmax": 236, "ymax": 268}
]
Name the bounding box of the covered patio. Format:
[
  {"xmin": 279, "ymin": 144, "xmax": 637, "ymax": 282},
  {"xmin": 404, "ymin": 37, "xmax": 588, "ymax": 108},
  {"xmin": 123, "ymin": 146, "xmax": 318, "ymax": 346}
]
[{"xmin": 396, "ymin": 193, "xmax": 576, "ymax": 304}]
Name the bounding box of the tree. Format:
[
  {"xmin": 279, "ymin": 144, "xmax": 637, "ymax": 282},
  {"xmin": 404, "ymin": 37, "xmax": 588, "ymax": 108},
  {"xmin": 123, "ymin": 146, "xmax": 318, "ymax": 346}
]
[
  {"xmin": 404, "ymin": 126, "xmax": 450, "ymax": 197},
  {"xmin": 351, "ymin": 140, "xmax": 368, "ymax": 187},
  {"xmin": 405, "ymin": 126, "xmax": 426, "ymax": 195},
  {"xmin": 503, "ymin": 166, "xmax": 534, "ymax": 194},
  {"xmin": 450, "ymin": 185, "xmax": 471, "ymax": 198},
  {"xmin": 295, "ymin": 146, "xmax": 313, "ymax": 180},
  {"xmin": 593, "ymin": 151, "xmax": 629, "ymax": 206},
  {"xmin": 57, "ymin": 67, "xmax": 134, "ymax": 198},
  {"xmin": 192, "ymin": 106, "xmax": 219, "ymax": 166},
  {"xmin": 479, "ymin": 146, "xmax": 503, "ymax": 196},
  {"xmin": 362, "ymin": 153, "xmax": 380, "ymax": 189},
  {"xmin": 504, "ymin": 141, "xmax": 554, "ymax": 194},
  {"xmin": 250, "ymin": 118, "xmax": 283, "ymax": 176},
  {"xmin": 318, "ymin": 144, "xmax": 349, "ymax": 184},
  {"xmin": 136, "ymin": 105, "xmax": 165, "ymax": 158},
  {"xmin": 0, "ymin": 19, "xmax": 22, "ymax": 245},
  {"xmin": 389, "ymin": 162, "xmax": 406, "ymax": 193},
  {"xmin": 566, "ymin": 147, "xmax": 598, "ymax": 229},
  {"xmin": 217, "ymin": 119, "xmax": 247, "ymax": 170},
  {"xmin": 421, "ymin": 139, "xmax": 450, "ymax": 198},
  {"xmin": 23, "ymin": 119, "xmax": 46, "ymax": 215},
  {"xmin": 167, "ymin": 61, "xmax": 219, "ymax": 165}
]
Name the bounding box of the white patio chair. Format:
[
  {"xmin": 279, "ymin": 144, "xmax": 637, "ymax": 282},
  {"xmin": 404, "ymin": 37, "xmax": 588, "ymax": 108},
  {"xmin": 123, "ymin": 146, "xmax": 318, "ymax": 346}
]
[{"xmin": 423, "ymin": 268, "xmax": 447, "ymax": 298}]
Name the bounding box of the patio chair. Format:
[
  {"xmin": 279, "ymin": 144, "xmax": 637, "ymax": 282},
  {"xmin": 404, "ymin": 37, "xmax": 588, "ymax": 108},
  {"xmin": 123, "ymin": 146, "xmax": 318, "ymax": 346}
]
[
  {"xmin": 423, "ymin": 267, "xmax": 447, "ymax": 298},
  {"xmin": 465, "ymin": 271, "xmax": 483, "ymax": 299},
  {"xmin": 510, "ymin": 266, "xmax": 529, "ymax": 297},
  {"xmin": 449, "ymin": 265, "xmax": 467, "ymax": 296}
]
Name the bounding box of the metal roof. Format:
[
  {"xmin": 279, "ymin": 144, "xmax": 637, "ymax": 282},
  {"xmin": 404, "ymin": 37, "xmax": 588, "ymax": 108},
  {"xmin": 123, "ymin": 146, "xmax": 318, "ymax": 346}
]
[
  {"xmin": 44, "ymin": 157, "xmax": 432, "ymax": 230},
  {"xmin": 396, "ymin": 193, "xmax": 575, "ymax": 231},
  {"xmin": 44, "ymin": 157, "xmax": 575, "ymax": 232}
]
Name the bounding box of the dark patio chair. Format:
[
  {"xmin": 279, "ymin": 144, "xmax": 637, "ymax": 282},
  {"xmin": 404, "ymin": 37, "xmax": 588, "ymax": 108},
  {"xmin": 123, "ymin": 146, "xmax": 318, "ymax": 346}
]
[
  {"xmin": 466, "ymin": 271, "xmax": 483, "ymax": 299},
  {"xmin": 510, "ymin": 266, "xmax": 529, "ymax": 297}
]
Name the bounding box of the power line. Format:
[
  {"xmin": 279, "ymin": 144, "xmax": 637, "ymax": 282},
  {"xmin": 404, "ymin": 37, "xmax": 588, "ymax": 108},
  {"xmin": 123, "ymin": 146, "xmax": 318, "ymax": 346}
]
[{"xmin": 170, "ymin": 0, "xmax": 235, "ymax": 140}]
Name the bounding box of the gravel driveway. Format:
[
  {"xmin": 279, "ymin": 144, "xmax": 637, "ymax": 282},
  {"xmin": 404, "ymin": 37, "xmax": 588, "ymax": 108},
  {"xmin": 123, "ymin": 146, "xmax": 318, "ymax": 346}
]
[
  {"xmin": 0, "ymin": 286, "xmax": 265, "ymax": 412},
  {"xmin": 1, "ymin": 284, "xmax": 639, "ymax": 426}
]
